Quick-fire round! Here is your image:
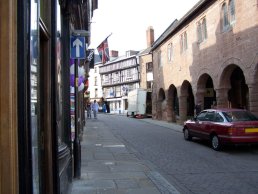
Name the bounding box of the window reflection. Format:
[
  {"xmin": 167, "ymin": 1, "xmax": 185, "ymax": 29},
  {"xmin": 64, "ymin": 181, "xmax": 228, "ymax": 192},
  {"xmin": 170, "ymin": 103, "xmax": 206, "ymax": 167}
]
[{"xmin": 30, "ymin": 0, "xmax": 40, "ymax": 193}]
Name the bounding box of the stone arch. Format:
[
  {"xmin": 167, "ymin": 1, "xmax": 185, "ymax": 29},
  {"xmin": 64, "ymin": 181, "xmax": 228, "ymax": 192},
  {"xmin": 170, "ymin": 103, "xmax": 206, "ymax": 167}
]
[
  {"xmin": 157, "ymin": 88, "xmax": 166, "ymax": 120},
  {"xmin": 179, "ymin": 80, "xmax": 194, "ymax": 123},
  {"xmin": 167, "ymin": 84, "xmax": 179, "ymax": 122},
  {"xmin": 218, "ymin": 64, "xmax": 248, "ymax": 109},
  {"xmin": 196, "ymin": 73, "xmax": 216, "ymax": 109}
]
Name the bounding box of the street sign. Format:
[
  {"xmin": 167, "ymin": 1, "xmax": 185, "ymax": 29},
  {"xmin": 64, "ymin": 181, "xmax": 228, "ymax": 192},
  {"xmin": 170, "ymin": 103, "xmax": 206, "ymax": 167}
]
[{"xmin": 70, "ymin": 36, "xmax": 86, "ymax": 59}]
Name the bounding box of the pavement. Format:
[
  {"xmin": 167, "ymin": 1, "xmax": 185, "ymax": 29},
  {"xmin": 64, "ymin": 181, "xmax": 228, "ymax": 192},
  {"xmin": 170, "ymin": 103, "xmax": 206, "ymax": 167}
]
[{"xmin": 71, "ymin": 114, "xmax": 183, "ymax": 194}]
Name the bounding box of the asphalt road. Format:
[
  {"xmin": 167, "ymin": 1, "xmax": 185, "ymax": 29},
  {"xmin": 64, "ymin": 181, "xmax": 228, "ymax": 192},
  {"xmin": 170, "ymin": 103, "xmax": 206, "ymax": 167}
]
[{"xmin": 98, "ymin": 114, "xmax": 258, "ymax": 194}]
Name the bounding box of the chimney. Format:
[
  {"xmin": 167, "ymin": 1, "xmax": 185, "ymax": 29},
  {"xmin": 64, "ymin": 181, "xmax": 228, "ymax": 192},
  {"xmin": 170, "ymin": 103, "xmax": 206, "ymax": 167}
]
[
  {"xmin": 110, "ymin": 50, "xmax": 119, "ymax": 58},
  {"xmin": 146, "ymin": 26, "xmax": 154, "ymax": 48}
]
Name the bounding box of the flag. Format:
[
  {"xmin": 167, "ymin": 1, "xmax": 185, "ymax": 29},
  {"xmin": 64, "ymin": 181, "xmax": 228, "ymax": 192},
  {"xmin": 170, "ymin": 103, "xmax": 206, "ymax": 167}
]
[{"xmin": 97, "ymin": 38, "xmax": 110, "ymax": 64}]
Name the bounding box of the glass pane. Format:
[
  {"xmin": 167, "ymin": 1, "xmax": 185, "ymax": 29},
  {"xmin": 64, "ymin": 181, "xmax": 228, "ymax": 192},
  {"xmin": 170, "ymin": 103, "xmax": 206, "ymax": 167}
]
[
  {"xmin": 223, "ymin": 111, "xmax": 258, "ymax": 122},
  {"xmin": 30, "ymin": 0, "xmax": 40, "ymax": 193}
]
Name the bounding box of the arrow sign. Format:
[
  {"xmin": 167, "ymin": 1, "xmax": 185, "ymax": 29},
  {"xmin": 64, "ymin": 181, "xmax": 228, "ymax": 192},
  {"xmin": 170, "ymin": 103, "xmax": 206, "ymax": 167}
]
[
  {"xmin": 73, "ymin": 38, "xmax": 83, "ymax": 57},
  {"xmin": 70, "ymin": 36, "xmax": 86, "ymax": 59}
]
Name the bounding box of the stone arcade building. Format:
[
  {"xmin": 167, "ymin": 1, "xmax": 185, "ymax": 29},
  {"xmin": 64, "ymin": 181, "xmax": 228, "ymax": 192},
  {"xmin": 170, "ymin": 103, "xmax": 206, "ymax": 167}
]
[{"xmin": 151, "ymin": 0, "xmax": 258, "ymax": 123}]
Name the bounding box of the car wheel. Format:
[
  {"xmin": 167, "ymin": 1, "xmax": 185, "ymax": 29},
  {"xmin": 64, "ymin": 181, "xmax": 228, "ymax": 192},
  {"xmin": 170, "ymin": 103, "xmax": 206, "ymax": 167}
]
[
  {"xmin": 211, "ymin": 135, "xmax": 221, "ymax": 151},
  {"xmin": 184, "ymin": 128, "xmax": 192, "ymax": 141}
]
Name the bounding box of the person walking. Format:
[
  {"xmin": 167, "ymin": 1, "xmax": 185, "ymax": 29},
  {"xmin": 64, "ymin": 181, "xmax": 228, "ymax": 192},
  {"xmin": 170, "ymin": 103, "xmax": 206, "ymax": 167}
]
[
  {"xmin": 86, "ymin": 103, "xmax": 92, "ymax": 118},
  {"xmin": 194, "ymin": 102, "xmax": 202, "ymax": 116},
  {"xmin": 102, "ymin": 103, "xmax": 106, "ymax": 113},
  {"xmin": 91, "ymin": 100, "xmax": 99, "ymax": 119}
]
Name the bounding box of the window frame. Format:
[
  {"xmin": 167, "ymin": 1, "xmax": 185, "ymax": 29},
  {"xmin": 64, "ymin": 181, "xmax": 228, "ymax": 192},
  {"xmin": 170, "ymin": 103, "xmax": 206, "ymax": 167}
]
[
  {"xmin": 167, "ymin": 42, "xmax": 173, "ymax": 62},
  {"xmin": 180, "ymin": 31, "xmax": 188, "ymax": 53},
  {"xmin": 221, "ymin": 1, "xmax": 236, "ymax": 32},
  {"xmin": 146, "ymin": 62, "xmax": 153, "ymax": 72},
  {"xmin": 229, "ymin": 0, "xmax": 236, "ymax": 24},
  {"xmin": 197, "ymin": 17, "xmax": 207, "ymax": 44}
]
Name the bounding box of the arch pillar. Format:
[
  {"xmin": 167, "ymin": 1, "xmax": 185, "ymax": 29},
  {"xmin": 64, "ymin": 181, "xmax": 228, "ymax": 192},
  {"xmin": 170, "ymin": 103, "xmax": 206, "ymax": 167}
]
[
  {"xmin": 248, "ymin": 84, "xmax": 258, "ymax": 116},
  {"xmin": 195, "ymin": 88, "xmax": 206, "ymax": 110},
  {"xmin": 166, "ymin": 98, "xmax": 173, "ymax": 122},
  {"xmin": 216, "ymin": 88, "xmax": 229, "ymax": 108},
  {"xmin": 179, "ymin": 95, "xmax": 188, "ymax": 124},
  {"xmin": 166, "ymin": 88, "xmax": 177, "ymax": 123}
]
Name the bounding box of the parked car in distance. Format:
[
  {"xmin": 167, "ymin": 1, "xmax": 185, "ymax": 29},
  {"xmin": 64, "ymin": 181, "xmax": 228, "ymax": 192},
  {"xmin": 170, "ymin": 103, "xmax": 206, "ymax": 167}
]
[{"xmin": 183, "ymin": 108, "xmax": 258, "ymax": 151}]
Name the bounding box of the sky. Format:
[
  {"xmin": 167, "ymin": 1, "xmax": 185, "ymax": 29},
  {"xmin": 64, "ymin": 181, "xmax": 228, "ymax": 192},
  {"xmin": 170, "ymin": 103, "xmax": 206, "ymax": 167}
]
[{"xmin": 89, "ymin": 0, "xmax": 200, "ymax": 56}]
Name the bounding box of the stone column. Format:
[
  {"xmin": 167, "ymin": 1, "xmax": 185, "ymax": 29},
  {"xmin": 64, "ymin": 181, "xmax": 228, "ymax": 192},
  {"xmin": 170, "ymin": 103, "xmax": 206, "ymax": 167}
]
[
  {"xmin": 195, "ymin": 89, "xmax": 205, "ymax": 110},
  {"xmin": 166, "ymin": 94, "xmax": 173, "ymax": 122},
  {"xmin": 216, "ymin": 88, "xmax": 229, "ymax": 108},
  {"xmin": 248, "ymin": 84, "xmax": 258, "ymax": 116},
  {"xmin": 179, "ymin": 95, "xmax": 188, "ymax": 124}
]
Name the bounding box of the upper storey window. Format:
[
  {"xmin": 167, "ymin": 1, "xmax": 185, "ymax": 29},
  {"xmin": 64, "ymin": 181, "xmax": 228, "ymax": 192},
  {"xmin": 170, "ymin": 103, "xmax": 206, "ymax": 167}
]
[
  {"xmin": 221, "ymin": 0, "xmax": 236, "ymax": 31},
  {"xmin": 167, "ymin": 43, "xmax": 173, "ymax": 62},
  {"xmin": 146, "ymin": 62, "xmax": 153, "ymax": 72},
  {"xmin": 229, "ymin": 0, "xmax": 236, "ymax": 23},
  {"xmin": 197, "ymin": 17, "xmax": 207, "ymax": 43},
  {"xmin": 180, "ymin": 31, "xmax": 188, "ymax": 53}
]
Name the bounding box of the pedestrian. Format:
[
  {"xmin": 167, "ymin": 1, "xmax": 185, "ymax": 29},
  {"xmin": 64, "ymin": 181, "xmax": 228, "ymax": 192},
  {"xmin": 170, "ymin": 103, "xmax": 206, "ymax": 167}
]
[
  {"xmin": 86, "ymin": 103, "xmax": 92, "ymax": 118},
  {"xmin": 106, "ymin": 103, "xmax": 110, "ymax": 113},
  {"xmin": 91, "ymin": 100, "xmax": 99, "ymax": 119},
  {"xmin": 102, "ymin": 103, "xmax": 106, "ymax": 113},
  {"xmin": 211, "ymin": 101, "xmax": 217, "ymax": 109},
  {"xmin": 194, "ymin": 102, "xmax": 202, "ymax": 116}
]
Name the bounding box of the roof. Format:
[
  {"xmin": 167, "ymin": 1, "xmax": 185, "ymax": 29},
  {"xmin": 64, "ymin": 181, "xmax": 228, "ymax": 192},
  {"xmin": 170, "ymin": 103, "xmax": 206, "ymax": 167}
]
[
  {"xmin": 103, "ymin": 54, "xmax": 138, "ymax": 66},
  {"xmin": 138, "ymin": 47, "xmax": 152, "ymax": 56},
  {"xmin": 151, "ymin": 0, "xmax": 211, "ymax": 50}
]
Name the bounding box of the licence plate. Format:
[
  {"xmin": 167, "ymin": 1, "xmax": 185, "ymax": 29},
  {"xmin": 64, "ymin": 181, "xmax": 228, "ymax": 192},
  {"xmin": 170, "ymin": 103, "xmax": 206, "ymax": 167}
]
[{"xmin": 245, "ymin": 128, "xmax": 258, "ymax": 133}]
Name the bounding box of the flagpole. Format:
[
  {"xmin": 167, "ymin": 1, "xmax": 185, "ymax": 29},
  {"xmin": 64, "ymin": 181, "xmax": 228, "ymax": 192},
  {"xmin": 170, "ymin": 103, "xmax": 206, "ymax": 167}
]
[{"xmin": 97, "ymin": 33, "xmax": 112, "ymax": 48}]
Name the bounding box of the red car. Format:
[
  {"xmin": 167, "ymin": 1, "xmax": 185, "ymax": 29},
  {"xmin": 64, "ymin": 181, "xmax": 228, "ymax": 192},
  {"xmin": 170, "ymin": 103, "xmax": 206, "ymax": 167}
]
[{"xmin": 183, "ymin": 108, "xmax": 258, "ymax": 150}]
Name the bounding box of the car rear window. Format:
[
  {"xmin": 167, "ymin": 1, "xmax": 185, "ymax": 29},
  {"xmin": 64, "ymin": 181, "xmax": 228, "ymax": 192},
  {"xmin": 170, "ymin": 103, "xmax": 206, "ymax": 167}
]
[{"xmin": 222, "ymin": 111, "xmax": 258, "ymax": 122}]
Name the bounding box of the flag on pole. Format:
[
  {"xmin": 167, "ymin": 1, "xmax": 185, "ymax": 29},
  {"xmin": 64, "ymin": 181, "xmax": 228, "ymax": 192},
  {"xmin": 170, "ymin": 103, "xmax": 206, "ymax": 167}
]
[{"xmin": 97, "ymin": 35, "xmax": 111, "ymax": 64}]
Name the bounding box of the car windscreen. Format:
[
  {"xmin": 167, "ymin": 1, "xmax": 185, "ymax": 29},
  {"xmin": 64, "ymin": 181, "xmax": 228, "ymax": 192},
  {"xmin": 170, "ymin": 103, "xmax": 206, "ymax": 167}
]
[{"xmin": 222, "ymin": 111, "xmax": 258, "ymax": 122}]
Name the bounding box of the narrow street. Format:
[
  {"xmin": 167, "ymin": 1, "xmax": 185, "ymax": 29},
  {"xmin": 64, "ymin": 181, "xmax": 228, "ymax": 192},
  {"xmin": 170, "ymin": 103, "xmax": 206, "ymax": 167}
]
[{"xmin": 98, "ymin": 114, "xmax": 258, "ymax": 194}]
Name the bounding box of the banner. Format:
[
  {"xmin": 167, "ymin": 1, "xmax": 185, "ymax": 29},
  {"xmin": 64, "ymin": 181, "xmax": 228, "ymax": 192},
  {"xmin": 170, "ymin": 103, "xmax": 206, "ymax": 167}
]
[{"xmin": 87, "ymin": 49, "xmax": 95, "ymax": 69}]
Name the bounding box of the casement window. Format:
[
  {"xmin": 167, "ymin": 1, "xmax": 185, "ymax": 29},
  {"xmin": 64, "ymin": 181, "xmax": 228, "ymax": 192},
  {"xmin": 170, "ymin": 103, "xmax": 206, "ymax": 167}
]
[
  {"xmin": 127, "ymin": 69, "xmax": 132, "ymax": 80},
  {"xmin": 147, "ymin": 81, "xmax": 152, "ymax": 90},
  {"xmin": 222, "ymin": 3, "xmax": 229, "ymax": 29},
  {"xmin": 94, "ymin": 76, "xmax": 98, "ymax": 86},
  {"xmin": 104, "ymin": 75, "xmax": 109, "ymax": 84},
  {"xmin": 180, "ymin": 31, "xmax": 188, "ymax": 53},
  {"xmin": 197, "ymin": 17, "xmax": 207, "ymax": 43},
  {"xmin": 95, "ymin": 88, "xmax": 98, "ymax": 97},
  {"xmin": 229, "ymin": 0, "xmax": 236, "ymax": 23},
  {"xmin": 113, "ymin": 72, "xmax": 119, "ymax": 83},
  {"xmin": 167, "ymin": 43, "xmax": 173, "ymax": 62},
  {"xmin": 115, "ymin": 86, "xmax": 121, "ymax": 96},
  {"xmin": 221, "ymin": 0, "xmax": 236, "ymax": 31},
  {"xmin": 146, "ymin": 62, "xmax": 153, "ymax": 72}
]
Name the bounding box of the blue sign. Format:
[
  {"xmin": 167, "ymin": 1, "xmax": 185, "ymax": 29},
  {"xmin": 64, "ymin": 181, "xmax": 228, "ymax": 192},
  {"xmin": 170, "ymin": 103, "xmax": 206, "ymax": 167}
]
[{"xmin": 70, "ymin": 36, "xmax": 86, "ymax": 59}]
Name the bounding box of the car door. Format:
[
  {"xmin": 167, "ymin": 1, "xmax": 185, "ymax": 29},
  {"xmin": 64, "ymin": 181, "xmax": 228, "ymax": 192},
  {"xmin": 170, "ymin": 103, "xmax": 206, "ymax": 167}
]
[
  {"xmin": 202, "ymin": 111, "xmax": 216, "ymax": 139},
  {"xmin": 190, "ymin": 111, "xmax": 208, "ymax": 138}
]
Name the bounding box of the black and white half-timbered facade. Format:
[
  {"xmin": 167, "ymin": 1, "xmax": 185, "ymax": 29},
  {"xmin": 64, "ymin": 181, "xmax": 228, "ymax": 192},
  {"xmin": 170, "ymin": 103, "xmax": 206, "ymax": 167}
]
[{"xmin": 99, "ymin": 51, "xmax": 140, "ymax": 114}]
